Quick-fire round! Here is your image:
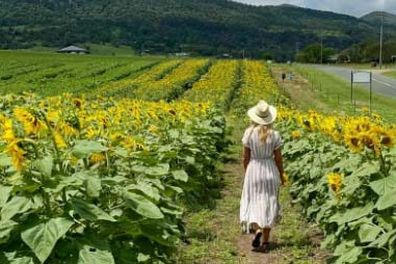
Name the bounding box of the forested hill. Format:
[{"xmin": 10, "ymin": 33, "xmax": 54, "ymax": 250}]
[
  {"xmin": 361, "ymin": 12, "xmax": 396, "ymax": 27},
  {"xmin": 0, "ymin": 0, "xmax": 394, "ymax": 59}
]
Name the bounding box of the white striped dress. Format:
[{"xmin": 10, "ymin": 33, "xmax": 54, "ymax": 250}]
[{"xmin": 240, "ymin": 126, "xmax": 282, "ymax": 230}]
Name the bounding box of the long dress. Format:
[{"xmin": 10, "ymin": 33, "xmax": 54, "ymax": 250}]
[{"xmin": 240, "ymin": 126, "xmax": 282, "ymax": 231}]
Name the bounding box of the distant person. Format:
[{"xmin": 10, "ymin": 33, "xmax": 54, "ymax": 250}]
[
  {"xmin": 281, "ymin": 72, "xmax": 286, "ymax": 81},
  {"xmin": 240, "ymin": 100, "xmax": 286, "ymax": 253}
]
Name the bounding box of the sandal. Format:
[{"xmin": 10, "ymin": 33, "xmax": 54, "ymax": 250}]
[
  {"xmin": 251, "ymin": 230, "xmax": 262, "ymax": 248},
  {"xmin": 261, "ymin": 242, "xmax": 270, "ymax": 254}
]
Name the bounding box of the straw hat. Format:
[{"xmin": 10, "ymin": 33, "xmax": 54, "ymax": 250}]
[{"xmin": 247, "ymin": 100, "xmax": 277, "ymax": 125}]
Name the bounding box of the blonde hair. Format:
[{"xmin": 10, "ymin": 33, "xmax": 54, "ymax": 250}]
[{"xmin": 251, "ymin": 122, "xmax": 273, "ymax": 144}]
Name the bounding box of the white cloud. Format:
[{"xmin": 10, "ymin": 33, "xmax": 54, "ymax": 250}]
[{"xmin": 233, "ymin": 0, "xmax": 395, "ymax": 17}]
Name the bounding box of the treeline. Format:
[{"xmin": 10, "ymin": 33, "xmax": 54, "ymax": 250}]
[
  {"xmin": 0, "ymin": 0, "xmax": 390, "ymax": 60},
  {"xmin": 342, "ymin": 41, "xmax": 396, "ymax": 63},
  {"xmin": 295, "ymin": 41, "xmax": 396, "ymax": 64}
]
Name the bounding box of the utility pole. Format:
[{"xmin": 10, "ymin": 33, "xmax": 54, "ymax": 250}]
[
  {"xmin": 320, "ymin": 32, "xmax": 323, "ymax": 64},
  {"xmin": 379, "ymin": 11, "xmax": 384, "ymax": 69}
]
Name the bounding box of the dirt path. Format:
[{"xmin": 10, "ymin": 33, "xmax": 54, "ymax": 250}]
[{"xmin": 177, "ymin": 117, "xmax": 328, "ymax": 263}]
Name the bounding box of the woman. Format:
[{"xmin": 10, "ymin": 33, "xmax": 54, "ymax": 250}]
[{"xmin": 240, "ymin": 100, "xmax": 286, "ymax": 253}]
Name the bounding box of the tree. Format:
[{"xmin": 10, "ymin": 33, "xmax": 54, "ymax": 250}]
[{"xmin": 295, "ymin": 43, "xmax": 335, "ymax": 63}]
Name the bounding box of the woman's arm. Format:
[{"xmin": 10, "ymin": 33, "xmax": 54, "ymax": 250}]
[
  {"xmin": 274, "ymin": 148, "xmax": 286, "ymax": 185},
  {"xmin": 243, "ymin": 147, "xmax": 251, "ymax": 171}
]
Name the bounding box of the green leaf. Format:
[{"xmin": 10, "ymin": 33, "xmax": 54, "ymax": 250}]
[
  {"xmin": 0, "ymin": 219, "xmax": 17, "ymax": 244},
  {"xmin": 389, "ymin": 147, "xmax": 396, "ymax": 156},
  {"xmin": 1, "ymin": 196, "xmax": 32, "ymax": 220},
  {"xmin": 369, "ymin": 229, "xmax": 396, "ymax": 247},
  {"xmin": 78, "ymin": 243, "xmax": 115, "ymax": 264},
  {"xmin": 330, "ymin": 203, "xmax": 374, "ymax": 225},
  {"xmin": 359, "ymin": 224, "xmax": 382, "ymax": 243},
  {"xmin": 146, "ymin": 164, "xmax": 169, "ymax": 176},
  {"xmin": 132, "ymin": 163, "xmax": 170, "ymax": 176},
  {"xmin": 375, "ymin": 187, "xmax": 396, "ymax": 210},
  {"xmin": 85, "ymin": 175, "xmax": 101, "ymax": 198},
  {"xmin": 172, "ymin": 170, "xmax": 189, "ymax": 182},
  {"xmin": 140, "ymin": 221, "xmax": 179, "ymax": 247},
  {"xmin": 168, "ymin": 129, "xmax": 180, "ymax": 139},
  {"xmin": 137, "ymin": 253, "xmax": 150, "ymax": 262},
  {"xmin": 334, "ymin": 240, "xmax": 355, "ymax": 256},
  {"xmin": 370, "ymin": 174, "xmax": 396, "ymax": 195},
  {"xmin": 335, "ymin": 247, "xmax": 363, "ymax": 264},
  {"xmin": 0, "ymin": 153, "xmax": 12, "ymax": 167},
  {"xmin": 128, "ymin": 182, "xmax": 161, "ymax": 202},
  {"xmin": 0, "ymin": 184, "xmax": 12, "ymax": 207},
  {"xmin": 332, "ymin": 155, "xmax": 362, "ymax": 173},
  {"xmin": 124, "ymin": 192, "xmax": 164, "ymax": 219},
  {"xmin": 350, "ymin": 161, "xmax": 380, "ymax": 178},
  {"xmin": 185, "ymin": 156, "xmax": 195, "ymax": 165},
  {"xmin": 21, "ymin": 217, "xmax": 73, "ymax": 263},
  {"xmin": 33, "ymin": 156, "xmax": 53, "ymax": 177},
  {"xmin": 72, "ymin": 140, "xmax": 108, "ymax": 158},
  {"xmin": 8, "ymin": 256, "xmax": 35, "ymax": 264},
  {"xmin": 72, "ymin": 199, "xmax": 116, "ymax": 222}
]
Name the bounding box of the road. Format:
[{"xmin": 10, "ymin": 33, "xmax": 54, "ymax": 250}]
[{"xmin": 311, "ymin": 64, "xmax": 396, "ymax": 98}]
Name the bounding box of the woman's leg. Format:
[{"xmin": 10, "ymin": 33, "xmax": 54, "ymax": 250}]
[
  {"xmin": 262, "ymin": 228, "xmax": 271, "ymax": 243},
  {"xmin": 251, "ymin": 223, "xmax": 263, "ymax": 248},
  {"xmin": 250, "ymin": 223, "xmax": 260, "ymax": 233}
]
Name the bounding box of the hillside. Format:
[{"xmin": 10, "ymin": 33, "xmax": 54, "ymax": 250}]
[
  {"xmin": 361, "ymin": 11, "xmax": 396, "ymax": 27},
  {"xmin": 0, "ymin": 0, "xmax": 394, "ymax": 60}
]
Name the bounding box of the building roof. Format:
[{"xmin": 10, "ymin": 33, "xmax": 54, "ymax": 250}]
[{"xmin": 58, "ymin": 45, "xmax": 87, "ymax": 52}]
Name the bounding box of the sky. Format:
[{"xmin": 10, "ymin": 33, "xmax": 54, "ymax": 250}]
[{"xmin": 233, "ymin": 0, "xmax": 395, "ymax": 17}]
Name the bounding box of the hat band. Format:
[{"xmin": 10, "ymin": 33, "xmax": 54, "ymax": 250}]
[{"xmin": 256, "ymin": 110, "xmax": 270, "ymax": 118}]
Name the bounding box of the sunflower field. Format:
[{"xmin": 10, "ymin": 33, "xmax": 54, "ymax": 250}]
[
  {"xmin": 278, "ymin": 110, "xmax": 396, "ymax": 264},
  {"xmin": 1, "ymin": 51, "xmax": 396, "ymax": 263},
  {"xmin": 0, "ymin": 94, "xmax": 227, "ymax": 263}
]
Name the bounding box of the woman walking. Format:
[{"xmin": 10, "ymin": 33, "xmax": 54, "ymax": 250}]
[{"xmin": 240, "ymin": 100, "xmax": 286, "ymax": 253}]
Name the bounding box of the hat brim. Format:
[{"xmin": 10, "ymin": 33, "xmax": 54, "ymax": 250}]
[{"xmin": 247, "ymin": 105, "xmax": 277, "ymax": 125}]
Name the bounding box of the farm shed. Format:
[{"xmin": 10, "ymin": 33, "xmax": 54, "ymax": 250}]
[{"xmin": 57, "ymin": 45, "xmax": 89, "ymax": 54}]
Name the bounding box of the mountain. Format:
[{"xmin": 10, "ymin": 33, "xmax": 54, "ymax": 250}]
[
  {"xmin": 361, "ymin": 11, "xmax": 396, "ymax": 27},
  {"xmin": 0, "ymin": 0, "xmax": 395, "ymax": 60}
]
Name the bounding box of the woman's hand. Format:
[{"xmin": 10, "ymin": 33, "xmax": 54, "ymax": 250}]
[
  {"xmin": 280, "ymin": 172, "xmax": 288, "ymax": 186},
  {"xmin": 274, "ymin": 149, "xmax": 285, "ymax": 185}
]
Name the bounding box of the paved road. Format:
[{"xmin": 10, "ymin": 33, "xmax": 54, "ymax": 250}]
[{"xmin": 310, "ymin": 64, "xmax": 396, "ymax": 98}]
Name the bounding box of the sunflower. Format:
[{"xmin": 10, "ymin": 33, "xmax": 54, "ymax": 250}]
[
  {"xmin": 344, "ymin": 132, "xmax": 363, "ymax": 153},
  {"xmin": 13, "ymin": 107, "xmax": 46, "ymax": 135},
  {"xmin": 6, "ymin": 141, "xmax": 25, "ymax": 172},
  {"xmin": 291, "ymin": 130, "xmax": 302, "ymax": 140},
  {"xmin": 90, "ymin": 153, "xmax": 106, "ymax": 164},
  {"xmin": 327, "ymin": 172, "xmax": 343, "ymax": 194},
  {"xmin": 3, "ymin": 119, "xmax": 16, "ymax": 143},
  {"xmin": 54, "ymin": 132, "xmax": 67, "ymax": 149}
]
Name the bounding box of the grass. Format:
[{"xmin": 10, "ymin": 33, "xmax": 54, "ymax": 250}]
[
  {"xmin": 383, "ymin": 70, "xmax": 396, "ymax": 79},
  {"xmin": 175, "ymin": 118, "xmax": 242, "ymax": 264},
  {"xmin": 275, "ymin": 64, "xmax": 396, "ymax": 123}
]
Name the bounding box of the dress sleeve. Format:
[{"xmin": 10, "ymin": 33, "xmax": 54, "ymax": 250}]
[
  {"xmin": 242, "ymin": 127, "xmax": 252, "ymax": 148},
  {"xmin": 274, "ymin": 131, "xmax": 283, "ymax": 150}
]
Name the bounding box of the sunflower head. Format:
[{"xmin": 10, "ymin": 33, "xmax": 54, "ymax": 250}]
[
  {"xmin": 291, "ymin": 130, "xmax": 302, "ymax": 140},
  {"xmin": 327, "ymin": 172, "xmax": 343, "ymax": 194}
]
